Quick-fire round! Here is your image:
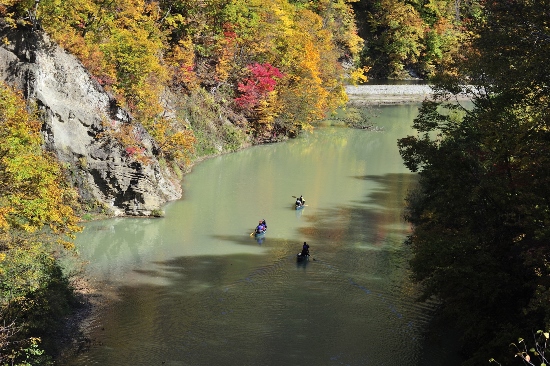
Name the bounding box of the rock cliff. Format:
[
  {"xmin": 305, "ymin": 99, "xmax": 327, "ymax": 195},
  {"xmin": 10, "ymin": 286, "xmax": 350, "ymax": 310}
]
[{"xmin": 0, "ymin": 24, "xmax": 181, "ymax": 216}]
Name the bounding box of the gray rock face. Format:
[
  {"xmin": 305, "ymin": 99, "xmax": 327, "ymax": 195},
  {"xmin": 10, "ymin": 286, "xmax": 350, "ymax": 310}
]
[{"xmin": 0, "ymin": 25, "xmax": 181, "ymax": 216}]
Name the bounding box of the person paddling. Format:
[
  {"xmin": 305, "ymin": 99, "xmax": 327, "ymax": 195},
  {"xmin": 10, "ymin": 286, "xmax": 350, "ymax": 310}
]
[
  {"xmin": 301, "ymin": 241, "xmax": 310, "ymax": 256},
  {"xmin": 256, "ymin": 219, "xmax": 266, "ymax": 233}
]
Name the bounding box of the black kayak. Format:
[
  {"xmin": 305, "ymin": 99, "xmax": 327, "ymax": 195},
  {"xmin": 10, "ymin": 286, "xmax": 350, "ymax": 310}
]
[{"xmin": 296, "ymin": 252, "xmax": 309, "ymax": 262}]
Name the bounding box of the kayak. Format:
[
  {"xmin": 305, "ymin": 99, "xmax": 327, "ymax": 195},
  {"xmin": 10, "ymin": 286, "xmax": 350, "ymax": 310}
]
[
  {"xmin": 296, "ymin": 252, "xmax": 309, "ymax": 262},
  {"xmin": 295, "ymin": 203, "xmax": 305, "ymax": 210},
  {"xmin": 255, "ymin": 228, "xmax": 267, "ymax": 237}
]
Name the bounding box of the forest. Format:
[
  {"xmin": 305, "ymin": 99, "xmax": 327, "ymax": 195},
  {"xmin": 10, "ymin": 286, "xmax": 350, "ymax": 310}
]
[{"xmin": 1, "ymin": 0, "xmax": 548, "ymax": 365}]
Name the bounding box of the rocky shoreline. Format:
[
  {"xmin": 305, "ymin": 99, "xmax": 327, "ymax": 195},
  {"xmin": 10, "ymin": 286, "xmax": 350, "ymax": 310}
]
[{"xmin": 345, "ymin": 84, "xmax": 471, "ymax": 105}]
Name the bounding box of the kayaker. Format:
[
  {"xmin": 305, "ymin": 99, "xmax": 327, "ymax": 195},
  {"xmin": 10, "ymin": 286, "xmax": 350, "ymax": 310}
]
[
  {"xmin": 301, "ymin": 242, "xmax": 310, "ymax": 256},
  {"xmin": 296, "ymin": 195, "xmax": 305, "ymax": 207}
]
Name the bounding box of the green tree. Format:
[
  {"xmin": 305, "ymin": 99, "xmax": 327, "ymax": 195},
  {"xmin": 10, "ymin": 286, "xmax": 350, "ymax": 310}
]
[{"xmin": 398, "ymin": 0, "xmax": 550, "ymax": 364}]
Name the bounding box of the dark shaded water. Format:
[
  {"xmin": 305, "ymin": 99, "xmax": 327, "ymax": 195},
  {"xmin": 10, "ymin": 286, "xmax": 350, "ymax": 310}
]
[{"xmin": 66, "ymin": 104, "xmax": 460, "ymax": 365}]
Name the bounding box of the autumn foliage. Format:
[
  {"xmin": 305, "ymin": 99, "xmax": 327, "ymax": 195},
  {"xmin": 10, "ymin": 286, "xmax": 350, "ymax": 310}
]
[
  {"xmin": 354, "ymin": 0, "xmax": 479, "ymax": 79},
  {"xmin": 235, "ymin": 63, "xmax": 284, "ymax": 112},
  {"xmin": 398, "ymin": 0, "xmax": 550, "ymax": 363},
  {"xmin": 3, "ymin": 0, "xmax": 363, "ymax": 147},
  {"xmin": 0, "ymin": 83, "xmax": 80, "ymax": 239},
  {"xmin": 0, "ymin": 82, "xmax": 82, "ymax": 364}
]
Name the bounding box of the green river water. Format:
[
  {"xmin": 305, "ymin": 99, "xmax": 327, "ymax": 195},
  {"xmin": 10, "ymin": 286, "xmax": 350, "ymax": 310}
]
[{"xmin": 66, "ymin": 104, "xmax": 461, "ymax": 366}]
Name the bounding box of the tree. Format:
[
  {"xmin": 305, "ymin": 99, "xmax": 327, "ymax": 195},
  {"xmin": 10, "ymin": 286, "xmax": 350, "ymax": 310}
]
[
  {"xmin": 234, "ymin": 62, "xmax": 284, "ymax": 112},
  {"xmin": 398, "ymin": 0, "xmax": 550, "ymax": 364},
  {"xmin": 354, "ymin": 0, "xmax": 476, "ymax": 78},
  {"xmin": 0, "ymin": 83, "xmax": 80, "ymax": 238},
  {"xmin": 490, "ymin": 330, "xmax": 550, "ymax": 366},
  {"xmin": 0, "ymin": 82, "xmax": 81, "ymax": 364}
]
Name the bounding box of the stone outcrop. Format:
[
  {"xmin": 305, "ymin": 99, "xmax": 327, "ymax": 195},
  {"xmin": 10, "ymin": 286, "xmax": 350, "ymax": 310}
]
[{"xmin": 0, "ymin": 24, "xmax": 181, "ymax": 216}]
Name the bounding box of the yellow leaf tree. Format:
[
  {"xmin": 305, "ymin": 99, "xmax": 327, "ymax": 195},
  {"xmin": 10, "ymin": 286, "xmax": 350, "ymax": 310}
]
[{"xmin": 0, "ymin": 82, "xmax": 80, "ymax": 239}]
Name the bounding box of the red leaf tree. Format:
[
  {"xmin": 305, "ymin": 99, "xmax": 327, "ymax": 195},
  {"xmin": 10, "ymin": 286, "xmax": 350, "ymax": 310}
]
[{"xmin": 234, "ymin": 63, "xmax": 284, "ymax": 112}]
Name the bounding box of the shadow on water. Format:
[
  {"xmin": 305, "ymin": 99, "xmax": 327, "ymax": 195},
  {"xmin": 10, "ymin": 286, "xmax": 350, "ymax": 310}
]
[
  {"xmin": 354, "ymin": 173, "xmax": 419, "ymax": 207},
  {"xmin": 284, "ymin": 172, "xmax": 461, "ymax": 365},
  {"xmin": 291, "ymin": 172, "xmax": 418, "ymax": 251},
  {"xmin": 352, "ymin": 173, "xmax": 462, "ymax": 364},
  {"xmin": 84, "ymin": 251, "xmax": 367, "ymax": 365}
]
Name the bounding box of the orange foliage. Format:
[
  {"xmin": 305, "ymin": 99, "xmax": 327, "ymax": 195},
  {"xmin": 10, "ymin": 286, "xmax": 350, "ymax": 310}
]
[
  {"xmin": 27, "ymin": 0, "xmax": 360, "ymax": 146},
  {"xmin": 166, "ymin": 37, "xmax": 200, "ymax": 91},
  {"xmin": 144, "ymin": 117, "xmax": 197, "ymax": 164}
]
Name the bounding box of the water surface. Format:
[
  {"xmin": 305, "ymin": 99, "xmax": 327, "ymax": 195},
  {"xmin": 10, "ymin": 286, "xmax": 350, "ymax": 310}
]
[{"xmin": 68, "ymin": 104, "xmax": 459, "ymax": 365}]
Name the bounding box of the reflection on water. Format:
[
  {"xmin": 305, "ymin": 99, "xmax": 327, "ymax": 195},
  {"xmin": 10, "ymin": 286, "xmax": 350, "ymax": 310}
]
[{"xmin": 67, "ymin": 104, "xmax": 461, "ymax": 365}]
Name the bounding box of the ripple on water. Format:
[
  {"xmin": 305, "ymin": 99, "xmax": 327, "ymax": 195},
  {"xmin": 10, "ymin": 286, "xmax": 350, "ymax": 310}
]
[{"xmin": 68, "ymin": 121, "xmax": 459, "ymax": 365}]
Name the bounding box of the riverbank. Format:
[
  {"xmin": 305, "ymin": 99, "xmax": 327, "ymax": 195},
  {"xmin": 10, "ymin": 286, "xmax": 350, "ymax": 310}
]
[{"xmin": 345, "ymin": 84, "xmax": 471, "ymax": 105}]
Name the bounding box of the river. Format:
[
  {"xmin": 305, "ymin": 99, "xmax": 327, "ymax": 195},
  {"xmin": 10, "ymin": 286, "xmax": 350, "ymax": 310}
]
[{"xmin": 66, "ymin": 104, "xmax": 461, "ymax": 365}]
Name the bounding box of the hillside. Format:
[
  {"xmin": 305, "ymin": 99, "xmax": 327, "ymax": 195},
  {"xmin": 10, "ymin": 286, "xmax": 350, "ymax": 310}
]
[{"xmin": 0, "ymin": 0, "xmax": 366, "ymax": 217}]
